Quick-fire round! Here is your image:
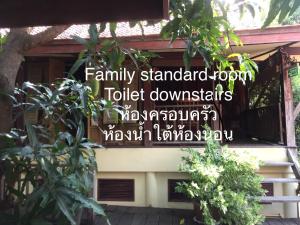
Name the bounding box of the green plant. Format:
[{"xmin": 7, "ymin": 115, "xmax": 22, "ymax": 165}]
[
  {"xmin": 0, "ymin": 79, "xmax": 115, "ymax": 225},
  {"xmin": 0, "ymin": 34, "xmax": 6, "ymax": 52},
  {"xmin": 160, "ymin": 0, "xmax": 258, "ymax": 92},
  {"xmin": 0, "ymin": 21, "xmax": 157, "ymax": 225},
  {"xmin": 69, "ymin": 23, "xmax": 156, "ymax": 78},
  {"xmin": 128, "ymin": 0, "xmax": 259, "ymax": 93},
  {"xmin": 176, "ymin": 126, "xmax": 264, "ymax": 225},
  {"xmin": 263, "ymin": 0, "xmax": 300, "ymax": 27}
]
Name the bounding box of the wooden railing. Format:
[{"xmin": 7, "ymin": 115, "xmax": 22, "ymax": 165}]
[
  {"xmin": 244, "ymin": 104, "xmax": 283, "ymax": 143},
  {"xmin": 152, "ymin": 103, "xmax": 221, "ymax": 145}
]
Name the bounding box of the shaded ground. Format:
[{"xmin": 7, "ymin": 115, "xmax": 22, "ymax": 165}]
[{"xmin": 94, "ymin": 205, "xmax": 300, "ymax": 225}]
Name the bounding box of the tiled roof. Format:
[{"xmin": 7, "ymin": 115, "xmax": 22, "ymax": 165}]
[{"xmin": 30, "ymin": 22, "xmax": 162, "ymax": 39}]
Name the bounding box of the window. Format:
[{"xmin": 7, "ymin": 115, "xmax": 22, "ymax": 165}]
[
  {"xmin": 262, "ymin": 183, "xmax": 274, "ymax": 196},
  {"xmin": 97, "ymin": 179, "xmax": 134, "ymax": 201},
  {"xmin": 261, "ymin": 183, "xmax": 274, "ymax": 204},
  {"xmin": 168, "ymin": 179, "xmax": 190, "ymax": 202}
]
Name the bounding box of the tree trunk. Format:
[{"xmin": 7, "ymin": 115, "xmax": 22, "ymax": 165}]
[
  {"xmin": 0, "ymin": 29, "xmax": 25, "ymax": 138},
  {"xmin": 0, "ymin": 76, "xmax": 13, "ymax": 134},
  {"xmin": 0, "ymin": 26, "xmax": 69, "ymax": 134}
]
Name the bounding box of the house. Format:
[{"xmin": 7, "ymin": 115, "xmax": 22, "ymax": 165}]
[{"xmin": 18, "ymin": 23, "xmax": 300, "ymax": 219}]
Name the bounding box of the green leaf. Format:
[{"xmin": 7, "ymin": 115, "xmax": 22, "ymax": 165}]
[
  {"xmin": 71, "ymin": 35, "xmax": 88, "ymax": 46},
  {"xmin": 75, "ymin": 121, "xmax": 85, "ymax": 143},
  {"xmin": 289, "ymin": 0, "xmax": 300, "ymax": 16},
  {"xmin": 245, "ymin": 4, "xmax": 255, "ymax": 18},
  {"xmin": 138, "ymin": 22, "xmax": 145, "ymax": 37},
  {"xmin": 68, "ymin": 58, "xmax": 87, "ymax": 76},
  {"xmin": 160, "ymin": 22, "xmax": 173, "ymax": 39},
  {"xmin": 88, "ymin": 24, "xmax": 99, "ymax": 44},
  {"xmin": 263, "ymin": 0, "xmax": 287, "ymax": 27},
  {"xmin": 129, "ymin": 21, "xmax": 138, "ymax": 28},
  {"xmin": 26, "ymin": 122, "xmax": 39, "ymax": 148},
  {"xmin": 278, "ymin": 2, "xmax": 291, "ymax": 23},
  {"xmin": 23, "ymin": 82, "xmax": 42, "ymax": 95},
  {"xmin": 183, "ymin": 50, "xmax": 191, "ymax": 71},
  {"xmin": 197, "ymin": 46, "xmax": 211, "ymax": 68},
  {"xmin": 228, "ymin": 53, "xmax": 241, "ymax": 59},
  {"xmin": 215, "ymin": 83, "xmax": 223, "ymax": 94},
  {"xmin": 122, "ymin": 48, "xmax": 139, "ymax": 69},
  {"xmin": 99, "ymin": 23, "xmax": 107, "ymax": 33},
  {"xmin": 228, "ymin": 75, "xmax": 235, "ymax": 93},
  {"xmin": 109, "ymin": 23, "xmax": 117, "ymax": 38},
  {"xmin": 229, "ymin": 32, "xmax": 243, "ymax": 46},
  {"xmin": 56, "ymin": 194, "xmax": 76, "ymax": 225},
  {"xmin": 88, "ymin": 79, "xmax": 100, "ymax": 97},
  {"xmin": 0, "ymin": 146, "xmax": 33, "ymax": 159},
  {"xmin": 59, "ymin": 132, "xmax": 74, "ymax": 145},
  {"xmin": 25, "ymin": 184, "xmax": 48, "ymax": 206},
  {"xmin": 109, "ymin": 48, "xmax": 125, "ymax": 70},
  {"xmin": 58, "ymin": 187, "xmax": 106, "ymax": 216}
]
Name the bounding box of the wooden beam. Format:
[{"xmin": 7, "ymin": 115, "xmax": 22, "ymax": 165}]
[
  {"xmin": 281, "ymin": 50, "xmax": 297, "ymax": 147},
  {"xmin": 285, "ymin": 47, "xmax": 300, "ymax": 55},
  {"xmin": 151, "ymin": 58, "xmax": 204, "ymax": 67},
  {"xmin": 26, "ymin": 38, "xmax": 187, "ymax": 55},
  {"xmin": 24, "ymin": 24, "xmax": 300, "ymax": 56},
  {"xmin": 143, "ymin": 80, "xmax": 153, "ymax": 147},
  {"xmin": 0, "ymin": 0, "xmax": 169, "ymax": 28},
  {"xmin": 236, "ymin": 25, "xmax": 300, "ymax": 45}
]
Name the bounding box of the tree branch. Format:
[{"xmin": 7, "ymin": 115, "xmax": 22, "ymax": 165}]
[
  {"xmin": 294, "ymin": 102, "xmax": 300, "ymax": 120},
  {"xmin": 25, "ymin": 25, "xmax": 70, "ymax": 50}
]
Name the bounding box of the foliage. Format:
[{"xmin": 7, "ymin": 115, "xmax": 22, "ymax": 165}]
[
  {"xmin": 264, "ymin": 0, "xmax": 300, "ymax": 27},
  {"xmin": 69, "ymin": 23, "xmax": 157, "ymax": 78},
  {"xmin": 229, "ymin": 0, "xmax": 258, "ymax": 19},
  {"xmin": 0, "ymin": 34, "xmax": 7, "ymax": 52},
  {"xmin": 176, "ymin": 126, "xmax": 264, "ymax": 225},
  {"xmin": 159, "ymin": 0, "xmax": 258, "ymax": 92},
  {"xmin": 292, "ymin": 76, "xmax": 300, "ymax": 147},
  {"xmin": 0, "ymin": 22, "xmax": 157, "ymax": 224},
  {"xmin": 0, "ymin": 79, "xmax": 114, "ymax": 225},
  {"xmin": 282, "ymin": 7, "xmax": 300, "ymax": 25},
  {"xmin": 127, "ymin": 0, "xmax": 259, "ymax": 92}
]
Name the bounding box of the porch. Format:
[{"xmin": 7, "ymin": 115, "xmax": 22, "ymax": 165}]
[
  {"xmin": 94, "ymin": 205, "xmax": 300, "ymax": 225},
  {"xmin": 90, "ymin": 51, "xmax": 289, "ymax": 148}
]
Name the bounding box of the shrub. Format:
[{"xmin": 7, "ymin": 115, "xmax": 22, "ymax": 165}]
[
  {"xmin": 176, "ymin": 127, "xmax": 265, "ymax": 225},
  {"xmin": 0, "ymin": 80, "xmax": 113, "ymax": 225}
]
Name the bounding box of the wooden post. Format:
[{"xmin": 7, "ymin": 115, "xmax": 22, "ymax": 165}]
[
  {"xmin": 280, "ymin": 49, "xmax": 299, "ymax": 218},
  {"xmin": 281, "ymin": 50, "xmax": 297, "ymax": 147},
  {"xmin": 144, "ymin": 80, "xmax": 153, "ymax": 147}
]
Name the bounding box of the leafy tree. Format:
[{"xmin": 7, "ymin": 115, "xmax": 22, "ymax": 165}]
[
  {"xmin": 158, "ymin": 0, "xmax": 258, "ymax": 92},
  {"xmin": 282, "ymin": 7, "xmax": 300, "ymax": 25},
  {"xmin": 0, "ymin": 26, "xmax": 70, "ymax": 135},
  {"xmin": 263, "ymin": 0, "xmax": 300, "ymax": 27},
  {"xmin": 0, "ymin": 79, "xmax": 110, "ymax": 225},
  {"xmin": 0, "ymin": 24, "xmax": 155, "ymax": 225}
]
